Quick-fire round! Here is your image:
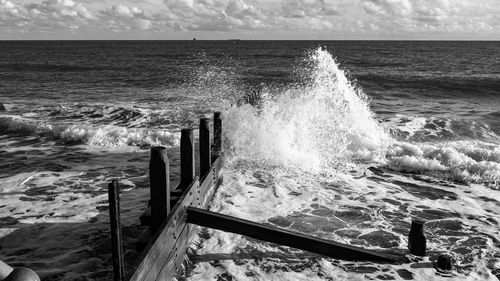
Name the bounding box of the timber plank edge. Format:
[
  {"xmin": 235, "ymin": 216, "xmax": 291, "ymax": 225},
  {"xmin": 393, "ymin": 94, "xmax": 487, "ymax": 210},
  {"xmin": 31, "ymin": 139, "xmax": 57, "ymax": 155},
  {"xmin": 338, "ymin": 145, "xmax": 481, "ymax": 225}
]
[{"xmin": 186, "ymin": 206, "xmax": 409, "ymax": 264}]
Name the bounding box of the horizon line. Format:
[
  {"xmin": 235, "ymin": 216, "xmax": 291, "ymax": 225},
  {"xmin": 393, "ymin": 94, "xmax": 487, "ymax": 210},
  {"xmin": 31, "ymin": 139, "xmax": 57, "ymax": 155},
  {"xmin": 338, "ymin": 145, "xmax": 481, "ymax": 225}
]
[{"xmin": 1, "ymin": 39, "xmax": 499, "ymax": 41}]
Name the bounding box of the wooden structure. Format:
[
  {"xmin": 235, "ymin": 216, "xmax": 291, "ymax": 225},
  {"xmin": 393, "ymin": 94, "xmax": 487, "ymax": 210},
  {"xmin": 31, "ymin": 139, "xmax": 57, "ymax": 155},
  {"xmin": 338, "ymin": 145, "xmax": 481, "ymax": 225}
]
[
  {"xmin": 186, "ymin": 207, "xmax": 406, "ymax": 263},
  {"xmin": 107, "ymin": 111, "xmax": 412, "ymax": 281},
  {"xmin": 108, "ymin": 180, "xmax": 125, "ymax": 281}
]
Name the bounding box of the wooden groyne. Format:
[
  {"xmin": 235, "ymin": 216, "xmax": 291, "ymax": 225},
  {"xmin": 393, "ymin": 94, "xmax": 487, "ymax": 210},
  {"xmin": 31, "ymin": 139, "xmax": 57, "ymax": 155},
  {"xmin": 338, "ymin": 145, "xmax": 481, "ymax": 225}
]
[{"xmin": 107, "ymin": 111, "xmax": 419, "ymax": 281}]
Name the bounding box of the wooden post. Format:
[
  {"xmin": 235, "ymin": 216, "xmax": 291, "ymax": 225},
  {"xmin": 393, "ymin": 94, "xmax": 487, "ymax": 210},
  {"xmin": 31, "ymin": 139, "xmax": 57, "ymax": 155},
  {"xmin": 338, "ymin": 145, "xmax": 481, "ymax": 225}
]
[
  {"xmin": 213, "ymin": 112, "xmax": 222, "ymax": 160},
  {"xmin": 108, "ymin": 180, "xmax": 124, "ymax": 281},
  {"xmin": 199, "ymin": 118, "xmax": 211, "ymax": 178},
  {"xmin": 180, "ymin": 128, "xmax": 195, "ymax": 190},
  {"xmin": 436, "ymin": 254, "xmax": 453, "ymax": 271},
  {"xmin": 408, "ymin": 220, "xmax": 426, "ymax": 256},
  {"xmin": 149, "ymin": 146, "xmax": 170, "ymax": 233}
]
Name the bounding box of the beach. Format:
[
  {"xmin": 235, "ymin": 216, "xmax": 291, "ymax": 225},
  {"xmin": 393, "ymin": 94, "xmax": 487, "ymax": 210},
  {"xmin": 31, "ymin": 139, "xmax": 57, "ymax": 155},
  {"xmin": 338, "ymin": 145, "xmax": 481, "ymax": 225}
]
[{"xmin": 0, "ymin": 41, "xmax": 499, "ymax": 280}]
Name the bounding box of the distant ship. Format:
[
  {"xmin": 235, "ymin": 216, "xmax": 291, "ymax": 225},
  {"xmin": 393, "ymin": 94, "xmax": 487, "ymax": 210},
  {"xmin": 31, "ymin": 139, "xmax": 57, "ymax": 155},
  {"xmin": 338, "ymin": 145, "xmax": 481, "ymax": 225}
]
[
  {"xmin": 193, "ymin": 38, "xmax": 197, "ymax": 41},
  {"xmin": 228, "ymin": 39, "xmax": 240, "ymax": 41}
]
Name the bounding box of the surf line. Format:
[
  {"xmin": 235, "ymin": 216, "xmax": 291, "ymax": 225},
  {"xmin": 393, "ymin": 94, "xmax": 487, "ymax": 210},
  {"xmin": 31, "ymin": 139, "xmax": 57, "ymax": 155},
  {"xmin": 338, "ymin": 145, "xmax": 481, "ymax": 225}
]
[{"xmin": 105, "ymin": 111, "xmax": 440, "ymax": 281}]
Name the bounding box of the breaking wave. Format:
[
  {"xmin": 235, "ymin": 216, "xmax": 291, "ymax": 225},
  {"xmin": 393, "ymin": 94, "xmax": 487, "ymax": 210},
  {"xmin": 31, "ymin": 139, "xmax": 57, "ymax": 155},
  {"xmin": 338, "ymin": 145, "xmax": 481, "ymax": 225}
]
[
  {"xmin": 0, "ymin": 115, "xmax": 179, "ymax": 147},
  {"xmin": 223, "ymin": 48, "xmax": 390, "ymax": 171},
  {"xmin": 385, "ymin": 115, "xmax": 498, "ymax": 142},
  {"xmin": 222, "ymin": 47, "xmax": 500, "ymax": 187},
  {"xmin": 386, "ymin": 140, "xmax": 499, "ymax": 187}
]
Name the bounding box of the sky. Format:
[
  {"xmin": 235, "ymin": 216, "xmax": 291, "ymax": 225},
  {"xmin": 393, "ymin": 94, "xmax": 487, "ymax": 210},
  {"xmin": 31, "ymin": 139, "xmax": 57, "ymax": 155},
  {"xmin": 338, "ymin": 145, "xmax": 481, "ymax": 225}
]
[{"xmin": 1, "ymin": 0, "xmax": 499, "ymax": 40}]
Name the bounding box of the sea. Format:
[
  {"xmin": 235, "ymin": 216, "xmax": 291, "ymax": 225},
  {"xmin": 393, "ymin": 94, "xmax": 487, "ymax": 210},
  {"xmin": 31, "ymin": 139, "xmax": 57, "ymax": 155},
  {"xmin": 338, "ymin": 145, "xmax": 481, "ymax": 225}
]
[{"xmin": 0, "ymin": 41, "xmax": 499, "ymax": 281}]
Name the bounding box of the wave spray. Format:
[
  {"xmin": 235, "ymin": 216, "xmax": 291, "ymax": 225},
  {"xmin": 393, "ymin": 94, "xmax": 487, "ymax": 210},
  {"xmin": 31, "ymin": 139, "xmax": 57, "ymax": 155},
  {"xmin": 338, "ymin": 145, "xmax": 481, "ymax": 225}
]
[{"xmin": 223, "ymin": 47, "xmax": 390, "ymax": 172}]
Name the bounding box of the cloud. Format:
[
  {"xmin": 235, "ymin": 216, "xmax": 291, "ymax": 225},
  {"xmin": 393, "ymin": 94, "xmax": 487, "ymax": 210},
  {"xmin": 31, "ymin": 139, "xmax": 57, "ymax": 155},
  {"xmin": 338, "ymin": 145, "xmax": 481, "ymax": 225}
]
[
  {"xmin": 358, "ymin": 0, "xmax": 500, "ymax": 37},
  {"xmin": 0, "ymin": 0, "xmax": 22, "ymax": 18},
  {"xmin": 107, "ymin": 5, "xmax": 142, "ymax": 18},
  {"xmin": 361, "ymin": 0, "xmax": 463, "ymax": 22},
  {"xmin": 225, "ymin": 0, "xmax": 257, "ymax": 18},
  {"xmin": 27, "ymin": 0, "xmax": 95, "ymax": 20},
  {"xmin": 160, "ymin": 0, "xmax": 265, "ymax": 31},
  {"xmin": 0, "ymin": 0, "xmax": 499, "ymax": 38},
  {"xmin": 280, "ymin": 0, "xmax": 341, "ymax": 18},
  {"xmin": 165, "ymin": 0, "xmax": 194, "ymax": 9},
  {"xmin": 0, "ymin": 0, "xmax": 95, "ymax": 31},
  {"xmin": 362, "ymin": 0, "xmax": 412, "ymax": 17},
  {"xmin": 100, "ymin": 4, "xmax": 156, "ymax": 31}
]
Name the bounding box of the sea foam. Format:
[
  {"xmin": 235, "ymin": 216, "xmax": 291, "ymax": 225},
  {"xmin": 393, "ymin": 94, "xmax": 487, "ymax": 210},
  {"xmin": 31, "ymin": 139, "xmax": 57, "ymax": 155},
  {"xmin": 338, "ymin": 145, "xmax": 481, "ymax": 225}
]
[
  {"xmin": 189, "ymin": 48, "xmax": 500, "ymax": 280},
  {"xmin": 223, "ymin": 48, "xmax": 390, "ymax": 172},
  {"xmin": 222, "ymin": 47, "xmax": 500, "ymax": 187},
  {"xmin": 0, "ymin": 115, "xmax": 179, "ymax": 147}
]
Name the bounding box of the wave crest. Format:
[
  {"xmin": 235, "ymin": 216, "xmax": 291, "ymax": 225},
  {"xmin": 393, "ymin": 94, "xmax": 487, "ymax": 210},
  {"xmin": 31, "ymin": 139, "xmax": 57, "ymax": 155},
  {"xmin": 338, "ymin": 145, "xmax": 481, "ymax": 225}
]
[
  {"xmin": 387, "ymin": 141, "xmax": 500, "ymax": 187},
  {"xmin": 221, "ymin": 47, "xmax": 500, "ymax": 187},
  {"xmin": 223, "ymin": 47, "xmax": 390, "ymax": 171},
  {"xmin": 0, "ymin": 116, "xmax": 179, "ymax": 148}
]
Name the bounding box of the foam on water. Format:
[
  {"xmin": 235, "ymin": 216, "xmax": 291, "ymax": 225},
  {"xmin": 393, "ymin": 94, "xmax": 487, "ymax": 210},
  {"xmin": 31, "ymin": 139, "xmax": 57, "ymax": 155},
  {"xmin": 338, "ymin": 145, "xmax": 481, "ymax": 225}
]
[
  {"xmin": 222, "ymin": 48, "xmax": 500, "ymax": 187},
  {"xmin": 0, "ymin": 138, "xmax": 152, "ymax": 279},
  {"xmin": 384, "ymin": 115, "xmax": 498, "ymax": 142},
  {"xmin": 1, "ymin": 46, "xmax": 499, "ymax": 280},
  {"xmin": 0, "ymin": 171, "xmax": 104, "ymax": 224},
  {"xmin": 0, "ymin": 115, "xmax": 179, "ymax": 147},
  {"xmin": 386, "ymin": 140, "xmax": 499, "ymax": 187},
  {"xmin": 223, "ymin": 48, "xmax": 390, "ymax": 172},
  {"xmin": 185, "ymin": 48, "xmax": 500, "ymax": 280}
]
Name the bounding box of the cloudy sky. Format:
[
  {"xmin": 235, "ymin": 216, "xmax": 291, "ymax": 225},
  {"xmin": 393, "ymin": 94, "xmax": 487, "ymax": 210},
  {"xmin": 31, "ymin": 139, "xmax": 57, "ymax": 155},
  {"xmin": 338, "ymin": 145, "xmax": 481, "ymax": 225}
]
[{"xmin": 1, "ymin": 0, "xmax": 499, "ymax": 40}]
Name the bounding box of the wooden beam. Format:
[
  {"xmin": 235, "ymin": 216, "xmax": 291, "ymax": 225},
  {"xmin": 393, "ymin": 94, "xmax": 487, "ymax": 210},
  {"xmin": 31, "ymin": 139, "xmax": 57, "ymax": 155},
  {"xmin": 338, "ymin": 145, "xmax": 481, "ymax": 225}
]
[
  {"xmin": 212, "ymin": 112, "xmax": 222, "ymax": 161},
  {"xmin": 126, "ymin": 157, "xmax": 223, "ymax": 281},
  {"xmin": 180, "ymin": 128, "xmax": 195, "ymax": 190},
  {"xmin": 138, "ymin": 159, "xmax": 222, "ymax": 228},
  {"xmin": 127, "ymin": 179, "xmax": 200, "ymax": 281},
  {"xmin": 156, "ymin": 222, "xmax": 197, "ymax": 280},
  {"xmin": 199, "ymin": 118, "xmax": 211, "ymax": 179},
  {"xmin": 186, "ymin": 207, "xmax": 407, "ymax": 263},
  {"xmin": 108, "ymin": 180, "xmax": 125, "ymax": 281},
  {"xmin": 149, "ymin": 147, "xmax": 170, "ymax": 233}
]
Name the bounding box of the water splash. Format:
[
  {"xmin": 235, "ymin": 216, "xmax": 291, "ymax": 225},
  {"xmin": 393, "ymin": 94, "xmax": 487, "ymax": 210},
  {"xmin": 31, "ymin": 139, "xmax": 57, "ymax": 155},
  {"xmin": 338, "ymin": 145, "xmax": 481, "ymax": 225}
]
[
  {"xmin": 221, "ymin": 47, "xmax": 500, "ymax": 187},
  {"xmin": 223, "ymin": 47, "xmax": 390, "ymax": 172}
]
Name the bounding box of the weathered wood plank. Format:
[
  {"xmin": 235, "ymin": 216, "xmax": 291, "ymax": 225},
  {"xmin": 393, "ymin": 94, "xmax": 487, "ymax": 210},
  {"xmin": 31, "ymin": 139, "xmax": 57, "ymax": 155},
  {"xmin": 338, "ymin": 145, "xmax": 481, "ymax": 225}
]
[
  {"xmin": 199, "ymin": 118, "xmax": 211, "ymax": 178},
  {"xmin": 141, "ymin": 180, "xmax": 204, "ymax": 281},
  {"xmin": 149, "ymin": 147, "xmax": 170, "ymax": 232},
  {"xmin": 126, "ymin": 178, "xmax": 200, "ymax": 281},
  {"xmin": 156, "ymin": 223, "xmax": 197, "ymax": 281},
  {"xmin": 212, "ymin": 112, "xmax": 222, "ymax": 161},
  {"xmin": 180, "ymin": 128, "xmax": 194, "ymax": 190},
  {"xmin": 199, "ymin": 168, "xmax": 213, "ymax": 198},
  {"xmin": 108, "ymin": 180, "xmax": 125, "ymax": 281},
  {"xmin": 138, "ymin": 162, "xmax": 219, "ymax": 227},
  {"xmin": 186, "ymin": 207, "xmax": 408, "ymax": 263},
  {"xmin": 127, "ymin": 157, "xmax": 223, "ymax": 281},
  {"xmin": 200, "ymin": 156, "xmax": 221, "ymax": 209},
  {"xmin": 155, "ymin": 158, "xmax": 222, "ymax": 280}
]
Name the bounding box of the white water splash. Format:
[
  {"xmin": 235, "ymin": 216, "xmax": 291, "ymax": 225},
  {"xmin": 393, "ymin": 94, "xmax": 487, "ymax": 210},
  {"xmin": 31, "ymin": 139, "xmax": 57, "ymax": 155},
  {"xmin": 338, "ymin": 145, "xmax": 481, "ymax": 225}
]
[
  {"xmin": 223, "ymin": 47, "xmax": 390, "ymax": 172},
  {"xmin": 222, "ymin": 47, "xmax": 500, "ymax": 187}
]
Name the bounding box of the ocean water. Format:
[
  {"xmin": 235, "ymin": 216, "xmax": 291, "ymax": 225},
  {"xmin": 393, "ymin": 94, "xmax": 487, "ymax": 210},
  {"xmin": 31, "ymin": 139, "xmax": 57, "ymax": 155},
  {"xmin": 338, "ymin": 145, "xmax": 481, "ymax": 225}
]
[{"xmin": 0, "ymin": 41, "xmax": 499, "ymax": 280}]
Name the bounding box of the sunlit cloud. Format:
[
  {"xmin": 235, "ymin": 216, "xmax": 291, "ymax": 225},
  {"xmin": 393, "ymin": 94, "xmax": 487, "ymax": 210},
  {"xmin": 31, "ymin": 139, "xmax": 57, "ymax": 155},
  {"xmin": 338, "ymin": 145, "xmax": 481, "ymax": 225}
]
[{"xmin": 0, "ymin": 0, "xmax": 499, "ymax": 39}]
